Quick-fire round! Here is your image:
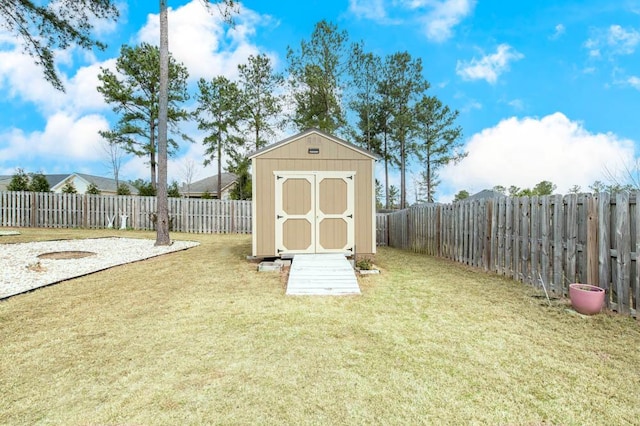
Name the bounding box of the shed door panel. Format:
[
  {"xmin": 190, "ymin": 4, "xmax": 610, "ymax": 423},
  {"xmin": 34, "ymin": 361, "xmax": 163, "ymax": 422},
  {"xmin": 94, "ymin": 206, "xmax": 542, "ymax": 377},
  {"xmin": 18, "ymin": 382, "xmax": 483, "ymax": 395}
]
[
  {"xmin": 316, "ymin": 175, "xmax": 354, "ymax": 253},
  {"xmin": 275, "ymin": 175, "xmax": 315, "ymax": 254},
  {"xmin": 275, "ymin": 172, "xmax": 354, "ymax": 255}
]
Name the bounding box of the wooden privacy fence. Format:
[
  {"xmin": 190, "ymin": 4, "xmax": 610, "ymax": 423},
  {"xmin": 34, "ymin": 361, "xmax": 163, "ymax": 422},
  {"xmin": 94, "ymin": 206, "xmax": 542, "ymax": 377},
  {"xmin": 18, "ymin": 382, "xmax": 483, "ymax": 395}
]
[
  {"xmin": 0, "ymin": 191, "xmax": 251, "ymax": 234},
  {"xmin": 381, "ymin": 193, "xmax": 640, "ymax": 317}
]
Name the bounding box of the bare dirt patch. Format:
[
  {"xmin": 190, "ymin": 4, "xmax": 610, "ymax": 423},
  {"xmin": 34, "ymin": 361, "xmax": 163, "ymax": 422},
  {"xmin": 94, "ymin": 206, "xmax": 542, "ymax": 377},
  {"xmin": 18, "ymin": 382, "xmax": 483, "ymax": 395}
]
[{"xmin": 37, "ymin": 251, "xmax": 97, "ymax": 260}]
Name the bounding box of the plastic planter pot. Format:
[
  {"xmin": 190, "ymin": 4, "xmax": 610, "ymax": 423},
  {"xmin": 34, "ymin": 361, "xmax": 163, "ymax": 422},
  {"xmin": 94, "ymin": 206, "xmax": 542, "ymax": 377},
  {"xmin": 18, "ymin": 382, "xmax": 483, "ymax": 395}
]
[{"xmin": 569, "ymin": 283, "xmax": 605, "ymax": 315}]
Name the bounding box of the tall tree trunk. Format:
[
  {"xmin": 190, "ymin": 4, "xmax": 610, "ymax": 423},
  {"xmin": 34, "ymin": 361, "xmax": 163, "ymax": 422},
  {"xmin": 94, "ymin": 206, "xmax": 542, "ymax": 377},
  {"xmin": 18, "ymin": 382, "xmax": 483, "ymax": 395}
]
[
  {"xmin": 217, "ymin": 134, "xmax": 222, "ymax": 199},
  {"xmin": 155, "ymin": 0, "xmax": 170, "ymax": 245},
  {"xmin": 255, "ymin": 126, "xmax": 259, "ymax": 151},
  {"xmin": 149, "ymin": 151, "xmax": 157, "ymax": 190},
  {"xmin": 150, "ymin": 120, "xmax": 157, "ymax": 189},
  {"xmin": 426, "ymin": 151, "xmax": 432, "ymax": 203},
  {"xmin": 384, "ymin": 132, "xmax": 389, "ymax": 210},
  {"xmin": 400, "ymin": 132, "xmax": 406, "ymax": 209}
]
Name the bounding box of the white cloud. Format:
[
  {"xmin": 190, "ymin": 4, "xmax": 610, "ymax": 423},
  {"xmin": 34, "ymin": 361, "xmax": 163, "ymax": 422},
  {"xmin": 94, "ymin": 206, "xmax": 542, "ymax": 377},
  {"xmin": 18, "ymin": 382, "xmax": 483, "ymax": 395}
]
[
  {"xmin": 0, "ymin": 35, "xmax": 113, "ymax": 117},
  {"xmin": 348, "ymin": 0, "xmax": 474, "ymax": 41},
  {"xmin": 507, "ymin": 99, "xmax": 525, "ymax": 110},
  {"xmin": 0, "ymin": 112, "xmax": 109, "ymax": 165},
  {"xmin": 420, "ymin": 0, "xmax": 476, "ymax": 42},
  {"xmin": 550, "ymin": 23, "xmax": 565, "ymax": 40},
  {"xmin": 607, "ymin": 25, "xmax": 640, "ymax": 53},
  {"xmin": 119, "ymin": 156, "xmax": 149, "ymax": 182},
  {"xmin": 461, "ymin": 99, "xmax": 482, "ymax": 112},
  {"xmin": 348, "ymin": 0, "xmax": 393, "ymax": 23},
  {"xmin": 628, "ymin": 76, "xmax": 640, "ymax": 89},
  {"xmin": 0, "ymin": 46, "xmax": 60, "ymax": 107},
  {"xmin": 135, "ymin": 0, "xmax": 269, "ymax": 81},
  {"xmin": 585, "ymin": 24, "xmax": 640, "ymax": 57},
  {"xmin": 440, "ymin": 112, "xmax": 636, "ymax": 197},
  {"xmin": 456, "ymin": 44, "xmax": 523, "ymax": 84}
]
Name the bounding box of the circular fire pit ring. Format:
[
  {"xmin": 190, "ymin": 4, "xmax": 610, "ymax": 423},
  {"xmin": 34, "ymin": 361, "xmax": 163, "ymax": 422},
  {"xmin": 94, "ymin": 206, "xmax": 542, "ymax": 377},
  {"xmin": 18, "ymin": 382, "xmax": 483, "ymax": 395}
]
[{"xmin": 37, "ymin": 251, "xmax": 97, "ymax": 260}]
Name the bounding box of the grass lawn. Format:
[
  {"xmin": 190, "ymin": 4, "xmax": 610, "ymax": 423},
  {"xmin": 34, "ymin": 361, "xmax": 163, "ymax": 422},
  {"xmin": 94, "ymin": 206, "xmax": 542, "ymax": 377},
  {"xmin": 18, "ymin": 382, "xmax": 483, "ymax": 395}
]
[{"xmin": 1, "ymin": 228, "xmax": 640, "ymax": 425}]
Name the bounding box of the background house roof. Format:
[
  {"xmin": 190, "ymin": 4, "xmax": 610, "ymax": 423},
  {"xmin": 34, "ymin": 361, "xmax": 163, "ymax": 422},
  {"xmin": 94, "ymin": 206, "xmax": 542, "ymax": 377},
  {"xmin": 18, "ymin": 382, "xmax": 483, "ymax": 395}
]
[
  {"xmin": 43, "ymin": 174, "xmax": 69, "ymax": 188},
  {"xmin": 74, "ymin": 173, "xmax": 137, "ymax": 194},
  {"xmin": 1, "ymin": 172, "xmax": 138, "ymax": 194},
  {"xmin": 181, "ymin": 173, "xmax": 238, "ymax": 195}
]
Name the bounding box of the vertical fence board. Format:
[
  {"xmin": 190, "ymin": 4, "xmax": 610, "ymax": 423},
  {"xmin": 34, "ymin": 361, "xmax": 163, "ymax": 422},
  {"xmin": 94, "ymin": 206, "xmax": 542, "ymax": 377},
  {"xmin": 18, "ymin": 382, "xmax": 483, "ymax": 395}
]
[
  {"xmin": 520, "ymin": 196, "xmax": 530, "ymax": 283},
  {"xmin": 598, "ymin": 193, "xmax": 611, "ymax": 305},
  {"xmin": 530, "ymin": 196, "xmax": 539, "ymax": 286},
  {"xmin": 513, "ymin": 197, "xmax": 521, "ymax": 281},
  {"xmin": 615, "ymin": 192, "xmax": 631, "ymax": 314},
  {"xmin": 552, "ymin": 195, "xmax": 564, "ymax": 294},
  {"xmin": 566, "ymin": 194, "xmax": 578, "ymax": 284},
  {"xmin": 505, "ymin": 198, "xmax": 513, "ymax": 278}
]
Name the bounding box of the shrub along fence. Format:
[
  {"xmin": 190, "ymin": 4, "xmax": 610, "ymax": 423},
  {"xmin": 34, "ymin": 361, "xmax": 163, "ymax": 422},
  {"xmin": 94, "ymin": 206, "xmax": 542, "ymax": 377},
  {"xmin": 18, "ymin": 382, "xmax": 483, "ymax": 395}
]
[
  {"xmin": 379, "ymin": 192, "xmax": 639, "ymax": 317},
  {"xmin": 0, "ymin": 191, "xmax": 251, "ymax": 234}
]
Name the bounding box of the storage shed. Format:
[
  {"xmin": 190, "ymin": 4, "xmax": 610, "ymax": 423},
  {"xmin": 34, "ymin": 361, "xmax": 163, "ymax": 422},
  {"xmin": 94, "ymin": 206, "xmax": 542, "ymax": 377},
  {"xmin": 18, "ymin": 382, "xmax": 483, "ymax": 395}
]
[{"xmin": 250, "ymin": 128, "xmax": 378, "ymax": 258}]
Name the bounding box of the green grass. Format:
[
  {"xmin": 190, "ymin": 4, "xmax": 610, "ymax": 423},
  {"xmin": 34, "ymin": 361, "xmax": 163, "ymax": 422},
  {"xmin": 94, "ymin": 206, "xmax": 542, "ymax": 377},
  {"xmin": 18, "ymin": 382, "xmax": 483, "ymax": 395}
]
[{"xmin": 1, "ymin": 228, "xmax": 640, "ymax": 425}]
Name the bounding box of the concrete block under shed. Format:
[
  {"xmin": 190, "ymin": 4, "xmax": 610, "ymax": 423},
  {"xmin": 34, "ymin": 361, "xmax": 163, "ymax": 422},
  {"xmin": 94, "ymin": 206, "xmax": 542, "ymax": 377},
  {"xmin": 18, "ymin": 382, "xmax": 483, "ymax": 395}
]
[{"xmin": 258, "ymin": 261, "xmax": 282, "ymax": 272}]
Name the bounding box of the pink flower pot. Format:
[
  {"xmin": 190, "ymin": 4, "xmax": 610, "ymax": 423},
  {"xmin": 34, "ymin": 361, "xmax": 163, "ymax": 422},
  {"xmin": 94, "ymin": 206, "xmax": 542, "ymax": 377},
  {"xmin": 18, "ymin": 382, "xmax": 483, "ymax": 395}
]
[{"xmin": 569, "ymin": 283, "xmax": 605, "ymax": 315}]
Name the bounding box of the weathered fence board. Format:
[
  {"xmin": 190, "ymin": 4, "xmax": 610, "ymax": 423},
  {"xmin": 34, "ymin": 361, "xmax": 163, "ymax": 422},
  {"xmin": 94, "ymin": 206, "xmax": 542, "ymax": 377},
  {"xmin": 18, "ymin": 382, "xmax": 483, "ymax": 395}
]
[
  {"xmin": 380, "ymin": 192, "xmax": 640, "ymax": 317},
  {"xmin": 0, "ymin": 191, "xmax": 251, "ymax": 234}
]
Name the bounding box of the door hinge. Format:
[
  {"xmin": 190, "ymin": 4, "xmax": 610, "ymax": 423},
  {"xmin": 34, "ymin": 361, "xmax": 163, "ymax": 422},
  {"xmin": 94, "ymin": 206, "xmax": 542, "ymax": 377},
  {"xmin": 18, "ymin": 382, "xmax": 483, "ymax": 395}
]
[
  {"xmin": 347, "ymin": 214, "xmax": 353, "ymax": 218},
  {"xmin": 277, "ymin": 214, "xmax": 283, "ymax": 219},
  {"xmin": 276, "ymin": 175, "xmax": 283, "ymax": 180},
  {"xmin": 347, "ymin": 175, "xmax": 353, "ymax": 180}
]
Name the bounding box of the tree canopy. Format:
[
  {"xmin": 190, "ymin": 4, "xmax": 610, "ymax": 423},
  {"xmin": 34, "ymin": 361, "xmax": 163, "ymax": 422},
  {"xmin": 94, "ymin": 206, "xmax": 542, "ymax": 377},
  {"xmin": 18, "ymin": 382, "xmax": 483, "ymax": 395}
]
[
  {"xmin": 97, "ymin": 43, "xmax": 190, "ymax": 189},
  {"xmin": 7, "ymin": 169, "xmax": 50, "ymax": 192},
  {"xmin": 1, "ymin": 0, "xmax": 119, "ymax": 91},
  {"xmin": 238, "ymin": 53, "xmax": 284, "ymax": 151},
  {"xmin": 287, "ymin": 20, "xmax": 349, "ymax": 133},
  {"xmin": 194, "ymin": 76, "xmax": 245, "ymax": 198}
]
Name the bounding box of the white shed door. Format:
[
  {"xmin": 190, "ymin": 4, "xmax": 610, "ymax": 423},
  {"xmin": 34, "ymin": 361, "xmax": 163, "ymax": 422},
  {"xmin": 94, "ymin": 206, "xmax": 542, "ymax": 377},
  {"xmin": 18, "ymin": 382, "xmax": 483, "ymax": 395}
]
[{"xmin": 275, "ymin": 171, "xmax": 354, "ymax": 255}]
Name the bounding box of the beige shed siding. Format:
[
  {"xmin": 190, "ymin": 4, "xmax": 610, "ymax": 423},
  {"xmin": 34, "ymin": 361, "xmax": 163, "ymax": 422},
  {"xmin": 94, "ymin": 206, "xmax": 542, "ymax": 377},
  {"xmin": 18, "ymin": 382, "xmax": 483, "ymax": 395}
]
[{"xmin": 253, "ymin": 133, "xmax": 375, "ymax": 257}]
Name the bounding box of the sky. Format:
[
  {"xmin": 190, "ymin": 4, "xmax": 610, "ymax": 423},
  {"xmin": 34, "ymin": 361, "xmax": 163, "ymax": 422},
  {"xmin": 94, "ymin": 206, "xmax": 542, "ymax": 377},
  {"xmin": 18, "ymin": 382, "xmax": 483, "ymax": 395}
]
[{"xmin": 1, "ymin": 0, "xmax": 639, "ymax": 202}]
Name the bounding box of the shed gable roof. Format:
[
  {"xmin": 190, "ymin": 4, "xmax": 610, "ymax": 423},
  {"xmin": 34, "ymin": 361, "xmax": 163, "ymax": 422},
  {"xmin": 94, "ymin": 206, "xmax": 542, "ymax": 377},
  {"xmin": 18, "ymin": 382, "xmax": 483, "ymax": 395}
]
[{"xmin": 248, "ymin": 128, "xmax": 378, "ymax": 160}]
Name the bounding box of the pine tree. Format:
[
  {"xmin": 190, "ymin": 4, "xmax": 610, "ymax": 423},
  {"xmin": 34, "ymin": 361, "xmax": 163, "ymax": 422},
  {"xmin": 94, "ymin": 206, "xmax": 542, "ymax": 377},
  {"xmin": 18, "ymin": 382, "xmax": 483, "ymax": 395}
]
[
  {"xmin": 194, "ymin": 76, "xmax": 245, "ymax": 198},
  {"xmin": 287, "ymin": 20, "xmax": 350, "ymax": 133},
  {"xmin": 238, "ymin": 54, "xmax": 284, "ymax": 151},
  {"xmin": 97, "ymin": 43, "xmax": 190, "ymax": 190},
  {"xmin": 413, "ymin": 95, "xmax": 465, "ymax": 202},
  {"xmin": 1, "ymin": 0, "xmax": 119, "ymax": 91}
]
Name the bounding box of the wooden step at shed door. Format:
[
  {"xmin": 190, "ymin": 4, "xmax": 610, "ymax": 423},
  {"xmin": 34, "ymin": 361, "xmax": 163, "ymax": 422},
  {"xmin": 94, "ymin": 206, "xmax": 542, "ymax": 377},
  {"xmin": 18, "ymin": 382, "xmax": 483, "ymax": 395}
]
[{"xmin": 274, "ymin": 171, "xmax": 355, "ymax": 256}]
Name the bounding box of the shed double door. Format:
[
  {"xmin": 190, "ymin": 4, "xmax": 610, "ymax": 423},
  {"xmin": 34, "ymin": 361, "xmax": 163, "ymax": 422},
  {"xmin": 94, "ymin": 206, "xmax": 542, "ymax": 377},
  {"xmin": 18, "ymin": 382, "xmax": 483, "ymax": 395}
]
[{"xmin": 275, "ymin": 171, "xmax": 355, "ymax": 255}]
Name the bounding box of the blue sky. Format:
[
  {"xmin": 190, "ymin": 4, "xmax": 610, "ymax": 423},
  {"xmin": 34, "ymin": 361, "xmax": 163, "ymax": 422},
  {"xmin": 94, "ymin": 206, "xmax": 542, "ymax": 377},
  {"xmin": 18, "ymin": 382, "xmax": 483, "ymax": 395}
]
[{"xmin": 1, "ymin": 0, "xmax": 639, "ymax": 201}]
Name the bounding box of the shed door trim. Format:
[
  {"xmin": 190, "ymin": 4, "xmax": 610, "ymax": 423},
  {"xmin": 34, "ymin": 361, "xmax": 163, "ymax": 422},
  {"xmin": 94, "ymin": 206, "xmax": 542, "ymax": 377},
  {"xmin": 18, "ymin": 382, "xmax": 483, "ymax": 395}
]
[{"xmin": 274, "ymin": 171, "xmax": 355, "ymax": 255}]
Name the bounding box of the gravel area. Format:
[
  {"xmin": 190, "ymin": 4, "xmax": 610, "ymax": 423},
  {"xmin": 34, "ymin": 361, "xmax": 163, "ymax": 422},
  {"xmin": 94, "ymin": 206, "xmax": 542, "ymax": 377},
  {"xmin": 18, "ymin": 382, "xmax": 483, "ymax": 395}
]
[{"xmin": 0, "ymin": 237, "xmax": 200, "ymax": 299}]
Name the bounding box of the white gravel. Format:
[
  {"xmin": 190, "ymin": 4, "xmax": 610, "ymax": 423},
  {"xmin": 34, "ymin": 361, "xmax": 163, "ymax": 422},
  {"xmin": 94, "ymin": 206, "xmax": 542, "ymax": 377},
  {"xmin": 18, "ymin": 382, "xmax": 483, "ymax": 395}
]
[{"xmin": 0, "ymin": 237, "xmax": 200, "ymax": 299}]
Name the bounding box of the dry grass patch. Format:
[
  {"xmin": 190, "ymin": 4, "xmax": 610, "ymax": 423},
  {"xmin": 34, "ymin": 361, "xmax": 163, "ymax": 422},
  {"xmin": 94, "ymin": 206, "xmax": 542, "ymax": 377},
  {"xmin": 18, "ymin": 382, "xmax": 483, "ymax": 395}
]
[{"xmin": 1, "ymin": 228, "xmax": 640, "ymax": 425}]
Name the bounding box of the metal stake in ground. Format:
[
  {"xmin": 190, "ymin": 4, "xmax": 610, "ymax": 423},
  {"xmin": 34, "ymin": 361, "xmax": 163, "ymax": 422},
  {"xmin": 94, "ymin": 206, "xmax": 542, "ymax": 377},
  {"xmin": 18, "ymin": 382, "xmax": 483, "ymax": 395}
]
[{"xmin": 538, "ymin": 272, "xmax": 552, "ymax": 307}]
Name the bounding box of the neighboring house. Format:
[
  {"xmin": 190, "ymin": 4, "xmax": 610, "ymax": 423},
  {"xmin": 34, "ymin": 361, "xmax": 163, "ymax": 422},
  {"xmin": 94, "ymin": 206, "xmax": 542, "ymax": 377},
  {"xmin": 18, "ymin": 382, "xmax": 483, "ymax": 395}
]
[
  {"xmin": 180, "ymin": 173, "xmax": 237, "ymax": 199},
  {"xmin": 0, "ymin": 172, "xmax": 137, "ymax": 195},
  {"xmin": 50, "ymin": 173, "xmax": 137, "ymax": 195}
]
